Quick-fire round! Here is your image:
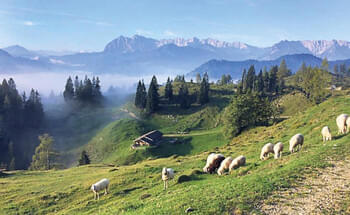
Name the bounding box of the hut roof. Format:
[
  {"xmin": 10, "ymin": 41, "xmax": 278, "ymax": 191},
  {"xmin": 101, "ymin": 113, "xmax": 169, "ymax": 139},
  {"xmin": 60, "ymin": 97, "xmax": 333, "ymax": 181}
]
[{"xmin": 134, "ymin": 130, "xmax": 163, "ymax": 145}]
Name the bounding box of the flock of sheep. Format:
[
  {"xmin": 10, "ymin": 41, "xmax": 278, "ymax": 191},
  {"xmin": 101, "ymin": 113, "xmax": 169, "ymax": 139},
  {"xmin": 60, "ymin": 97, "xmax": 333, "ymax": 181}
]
[{"xmin": 90, "ymin": 113, "xmax": 350, "ymax": 198}]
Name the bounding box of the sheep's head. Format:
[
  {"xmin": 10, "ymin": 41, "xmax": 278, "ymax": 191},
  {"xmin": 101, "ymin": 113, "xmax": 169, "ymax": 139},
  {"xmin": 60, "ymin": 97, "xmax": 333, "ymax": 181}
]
[
  {"xmin": 162, "ymin": 167, "xmax": 167, "ymax": 176},
  {"xmin": 91, "ymin": 185, "xmax": 96, "ymax": 191}
]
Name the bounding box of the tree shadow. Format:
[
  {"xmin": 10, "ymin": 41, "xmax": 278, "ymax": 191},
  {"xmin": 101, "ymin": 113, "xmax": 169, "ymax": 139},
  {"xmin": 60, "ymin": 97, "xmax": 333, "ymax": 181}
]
[{"xmin": 333, "ymin": 134, "xmax": 347, "ymax": 140}]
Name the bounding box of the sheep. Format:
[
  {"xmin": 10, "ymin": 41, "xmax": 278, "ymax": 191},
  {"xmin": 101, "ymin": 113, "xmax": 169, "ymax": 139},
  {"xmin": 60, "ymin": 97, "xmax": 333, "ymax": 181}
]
[
  {"xmin": 336, "ymin": 114, "xmax": 348, "ymax": 134},
  {"xmin": 229, "ymin": 155, "xmax": 246, "ymax": 171},
  {"xmin": 289, "ymin": 133, "xmax": 304, "ymax": 153},
  {"xmin": 217, "ymin": 156, "xmax": 233, "ymax": 175},
  {"xmin": 91, "ymin": 178, "xmax": 109, "ymax": 200},
  {"xmin": 260, "ymin": 143, "xmax": 274, "ymax": 160},
  {"xmin": 273, "ymin": 142, "xmax": 284, "ymax": 159},
  {"xmin": 162, "ymin": 167, "xmax": 174, "ymax": 190},
  {"xmin": 203, "ymin": 153, "xmax": 216, "ymax": 173},
  {"xmin": 203, "ymin": 153, "xmax": 225, "ymax": 174},
  {"xmin": 321, "ymin": 126, "xmax": 332, "ymax": 142}
]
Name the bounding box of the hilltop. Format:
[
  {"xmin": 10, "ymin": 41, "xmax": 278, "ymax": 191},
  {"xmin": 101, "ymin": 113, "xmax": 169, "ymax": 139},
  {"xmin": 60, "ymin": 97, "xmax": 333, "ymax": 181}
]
[{"xmin": 1, "ymin": 87, "xmax": 350, "ymax": 214}]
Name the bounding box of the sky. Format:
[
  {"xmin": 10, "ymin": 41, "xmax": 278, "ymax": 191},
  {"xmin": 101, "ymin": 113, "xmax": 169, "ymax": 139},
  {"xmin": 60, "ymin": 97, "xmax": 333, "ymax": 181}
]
[{"xmin": 0, "ymin": 0, "xmax": 349, "ymax": 51}]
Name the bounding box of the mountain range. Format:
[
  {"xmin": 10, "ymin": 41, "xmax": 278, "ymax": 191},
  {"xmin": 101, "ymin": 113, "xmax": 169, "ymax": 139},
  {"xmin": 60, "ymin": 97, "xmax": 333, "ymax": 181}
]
[{"xmin": 2, "ymin": 35, "xmax": 350, "ymax": 78}]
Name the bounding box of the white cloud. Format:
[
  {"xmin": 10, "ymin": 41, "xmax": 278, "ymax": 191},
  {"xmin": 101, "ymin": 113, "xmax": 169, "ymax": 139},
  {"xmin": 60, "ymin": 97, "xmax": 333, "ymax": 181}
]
[
  {"xmin": 164, "ymin": 30, "xmax": 177, "ymax": 37},
  {"xmin": 23, "ymin": 21, "xmax": 36, "ymax": 26},
  {"xmin": 135, "ymin": 29, "xmax": 154, "ymax": 36}
]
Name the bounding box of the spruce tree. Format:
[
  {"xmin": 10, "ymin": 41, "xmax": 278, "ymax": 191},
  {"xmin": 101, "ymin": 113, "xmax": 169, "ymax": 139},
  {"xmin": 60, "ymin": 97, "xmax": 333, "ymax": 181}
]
[
  {"xmin": 198, "ymin": 73, "xmax": 209, "ymax": 104},
  {"xmin": 146, "ymin": 76, "xmax": 159, "ymax": 114},
  {"xmin": 135, "ymin": 80, "xmax": 142, "ymax": 108},
  {"xmin": 178, "ymin": 82, "xmax": 190, "ymax": 109},
  {"xmin": 277, "ymin": 59, "xmax": 291, "ymax": 79},
  {"xmin": 241, "ymin": 69, "xmax": 247, "ymax": 92},
  {"xmin": 63, "ymin": 76, "xmax": 74, "ymax": 102},
  {"xmin": 164, "ymin": 77, "xmax": 173, "ymax": 102},
  {"xmin": 246, "ymin": 65, "xmax": 256, "ymax": 92},
  {"xmin": 140, "ymin": 81, "xmax": 147, "ymax": 109},
  {"xmin": 78, "ymin": 150, "xmax": 90, "ymax": 166},
  {"xmin": 268, "ymin": 66, "xmax": 278, "ymax": 93}
]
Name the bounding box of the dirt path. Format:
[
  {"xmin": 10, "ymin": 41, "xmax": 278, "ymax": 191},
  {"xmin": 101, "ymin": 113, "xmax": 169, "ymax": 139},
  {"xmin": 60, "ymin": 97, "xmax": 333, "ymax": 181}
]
[
  {"xmin": 258, "ymin": 159, "xmax": 350, "ymax": 215},
  {"xmin": 120, "ymin": 108, "xmax": 139, "ymax": 120}
]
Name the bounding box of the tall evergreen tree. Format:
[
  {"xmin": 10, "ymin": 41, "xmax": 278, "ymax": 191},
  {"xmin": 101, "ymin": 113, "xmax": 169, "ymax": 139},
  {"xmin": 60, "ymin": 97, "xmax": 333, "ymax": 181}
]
[
  {"xmin": 246, "ymin": 65, "xmax": 256, "ymax": 92},
  {"xmin": 268, "ymin": 66, "xmax": 278, "ymax": 93},
  {"xmin": 164, "ymin": 77, "xmax": 173, "ymax": 102},
  {"xmin": 277, "ymin": 59, "xmax": 291, "ymax": 79},
  {"xmin": 198, "ymin": 72, "xmax": 209, "ymax": 104},
  {"xmin": 78, "ymin": 150, "xmax": 90, "ymax": 166},
  {"xmin": 241, "ymin": 69, "xmax": 247, "ymax": 92},
  {"xmin": 135, "ymin": 80, "xmax": 142, "ymax": 108},
  {"xmin": 140, "ymin": 81, "xmax": 147, "ymax": 109},
  {"xmin": 146, "ymin": 76, "xmax": 159, "ymax": 114},
  {"xmin": 63, "ymin": 76, "xmax": 74, "ymax": 102},
  {"xmin": 178, "ymin": 82, "xmax": 190, "ymax": 109}
]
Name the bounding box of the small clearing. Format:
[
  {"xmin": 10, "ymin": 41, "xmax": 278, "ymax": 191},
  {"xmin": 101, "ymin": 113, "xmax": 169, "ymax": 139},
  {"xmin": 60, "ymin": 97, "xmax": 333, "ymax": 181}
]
[{"xmin": 258, "ymin": 159, "xmax": 350, "ymax": 215}]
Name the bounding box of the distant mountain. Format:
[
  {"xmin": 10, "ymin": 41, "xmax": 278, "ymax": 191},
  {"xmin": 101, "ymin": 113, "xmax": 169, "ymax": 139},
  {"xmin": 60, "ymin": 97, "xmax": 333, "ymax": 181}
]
[
  {"xmin": 189, "ymin": 54, "xmax": 350, "ymax": 80},
  {"xmin": 4, "ymin": 35, "xmax": 350, "ymax": 76}
]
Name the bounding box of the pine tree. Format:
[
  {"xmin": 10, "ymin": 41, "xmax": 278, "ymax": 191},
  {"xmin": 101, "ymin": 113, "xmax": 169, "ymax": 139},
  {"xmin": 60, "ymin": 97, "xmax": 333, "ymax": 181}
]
[
  {"xmin": 246, "ymin": 65, "xmax": 256, "ymax": 92},
  {"xmin": 256, "ymin": 70, "xmax": 264, "ymax": 93},
  {"xmin": 268, "ymin": 66, "xmax": 278, "ymax": 93},
  {"xmin": 241, "ymin": 69, "xmax": 247, "ymax": 92},
  {"xmin": 135, "ymin": 80, "xmax": 142, "ymax": 108},
  {"xmin": 78, "ymin": 150, "xmax": 90, "ymax": 166},
  {"xmin": 63, "ymin": 76, "xmax": 74, "ymax": 102},
  {"xmin": 277, "ymin": 59, "xmax": 291, "ymax": 79},
  {"xmin": 178, "ymin": 82, "xmax": 190, "ymax": 109},
  {"xmin": 164, "ymin": 77, "xmax": 173, "ymax": 102},
  {"xmin": 146, "ymin": 76, "xmax": 159, "ymax": 114},
  {"xmin": 140, "ymin": 81, "xmax": 147, "ymax": 109},
  {"xmin": 198, "ymin": 72, "xmax": 209, "ymax": 104}
]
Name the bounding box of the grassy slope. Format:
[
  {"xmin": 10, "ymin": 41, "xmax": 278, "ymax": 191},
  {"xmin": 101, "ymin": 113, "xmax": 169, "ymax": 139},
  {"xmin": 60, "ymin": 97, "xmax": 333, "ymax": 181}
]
[{"xmin": 1, "ymin": 95, "xmax": 350, "ymax": 214}]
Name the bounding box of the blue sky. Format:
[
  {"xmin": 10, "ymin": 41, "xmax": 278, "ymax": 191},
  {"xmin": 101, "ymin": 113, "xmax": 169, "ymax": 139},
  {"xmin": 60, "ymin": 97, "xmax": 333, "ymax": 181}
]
[{"xmin": 0, "ymin": 0, "xmax": 349, "ymax": 51}]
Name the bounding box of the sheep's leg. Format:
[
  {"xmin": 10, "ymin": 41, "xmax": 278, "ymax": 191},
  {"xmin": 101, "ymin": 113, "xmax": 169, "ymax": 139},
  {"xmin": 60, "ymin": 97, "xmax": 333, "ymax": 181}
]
[
  {"xmin": 94, "ymin": 192, "xmax": 96, "ymax": 200},
  {"xmin": 97, "ymin": 192, "xmax": 100, "ymax": 200},
  {"xmin": 104, "ymin": 187, "xmax": 108, "ymax": 195},
  {"xmin": 163, "ymin": 181, "xmax": 166, "ymax": 190}
]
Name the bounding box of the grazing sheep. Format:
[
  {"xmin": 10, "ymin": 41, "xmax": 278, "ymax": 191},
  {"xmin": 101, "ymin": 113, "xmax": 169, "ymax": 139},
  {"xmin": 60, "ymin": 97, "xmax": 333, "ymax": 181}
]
[
  {"xmin": 336, "ymin": 114, "xmax": 348, "ymax": 134},
  {"xmin": 217, "ymin": 156, "xmax": 233, "ymax": 175},
  {"xmin": 273, "ymin": 142, "xmax": 284, "ymax": 159},
  {"xmin": 260, "ymin": 143, "xmax": 274, "ymax": 160},
  {"xmin": 289, "ymin": 133, "xmax": 304, "ymax": 153},
  {"xmin": 203, "ymin": 153, "xmax": 216, "ymax": 173},
  {"xmin": 229, "ymin": 155, "xmax": 246, "ymax": 171},
  {"xmin": 203, "ymin": 153, "xmax": 225, "ymax": 174},
  {"xmin": 162, "ymin": 167, "xmax": 174, "ymax": 190},
  {"xmin": 321, "ymin": 126, "xmax": 332, "ymax": 142},
  {"xmin": 91, "ymin": 178, "xmax": 109, "ymax": 200}
]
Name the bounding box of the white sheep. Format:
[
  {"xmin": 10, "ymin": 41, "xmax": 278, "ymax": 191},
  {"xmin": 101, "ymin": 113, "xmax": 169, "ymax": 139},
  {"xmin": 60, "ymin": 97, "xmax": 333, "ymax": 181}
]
[
  {"xmin": 203, "ymin": 153, "xmax": 225, "ymax": 174},
  {"xmin": 260, "ymin": 143, "xmax": 274, "ymax": 160},
  {"xmin": 336, "ymin": 114, "xmax": 348, "ymax": 134},
  {"xmin": 289, "ymin": 133, "xmax": 304, "ymax": 153},
  {"xmin": 217, "ymin": 156, "xmax": 233, "ymax": 175},
  {"xmin": 91, "ymin": 178, "xmax": 109, "ymax": 200},
  {"xmin": 321, "ymin": 126, "xmax": 332, "ymax": 142},
  {"xmin": 273, "ymin": 142, "xmax": 284, "ymax": 159},
  {"xmin": 229, "ymin": 155, "xmax": 246, "ymax": 171},
  {"xmin": 162, "ymin": 167, "xmax": 174, "ymax": 190},
  {"xmin": 203, "ymin": 153, "xmax": 216, "ymax": 173}
]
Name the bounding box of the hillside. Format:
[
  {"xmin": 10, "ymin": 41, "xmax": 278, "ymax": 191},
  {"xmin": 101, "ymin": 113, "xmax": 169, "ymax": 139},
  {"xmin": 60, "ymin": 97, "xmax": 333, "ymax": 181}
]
[
  {"xmin": 189, "ymin": 54, "xmax": 350, "ymax": 80},
  {"xmin": 1, "ymin": 94, "xmax": 350, "ymax": 214}
]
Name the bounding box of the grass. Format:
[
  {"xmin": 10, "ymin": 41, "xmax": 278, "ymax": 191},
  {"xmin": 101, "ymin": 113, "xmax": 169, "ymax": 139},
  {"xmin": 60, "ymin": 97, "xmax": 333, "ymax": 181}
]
[{"xmin": 1, "ymin": 95, "xmax": 350, "ymax": 214}]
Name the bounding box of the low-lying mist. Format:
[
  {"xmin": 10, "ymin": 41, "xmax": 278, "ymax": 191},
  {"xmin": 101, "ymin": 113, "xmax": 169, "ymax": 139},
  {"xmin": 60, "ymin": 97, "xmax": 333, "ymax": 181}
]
[{"xmin": 0, "ymin": 70, "xmax": 173, "ymax": 98}]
